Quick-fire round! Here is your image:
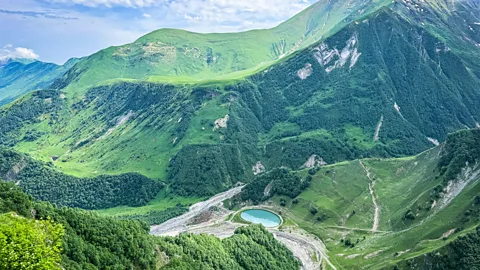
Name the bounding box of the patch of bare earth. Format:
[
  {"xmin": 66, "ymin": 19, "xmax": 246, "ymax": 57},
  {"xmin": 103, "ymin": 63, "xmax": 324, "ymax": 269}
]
[
  {"xmin": 297, "ymin": 63, "xmax": 313, "ymax": 79},
  {"xmin": 373, "ymin": 115, "xmax": 384, "ymax": 142},
  {"xmin": 97, "ymin": 111, "xmax": 134, "ymax": 141},
  {"xmin": 4, "ymin": 159, "xmax": 27, "ymax": 181},
  {"xmin": 313, "ymin": 33, "xmax": 361, "ymax": 73},
  {"xmin": 427, "ymin": 137, "xmax": 440, "ymax": 146},
  {"xmin": 213, "ymin": 115, "xmax": 229, "ymax": 131},
  {"xmin": 150, "ymin": 186, "xmax": 244, "ymax": 235},
  {"xmin": 346, "ymin": 254, "xmax": 361, "ymax": 259},
  {"xmin": 263, "ymin": 182, "xmax": 273, "ymax": 197},
  {"xmin": 303, "ymin": 155, "xmax": 327, "ymax": 168},
  {"xmin": 252, "ymin": 161, "xmax": 265, "ymax": 175},
  {"xmin": 439, "ymin": 163, "xmax": 480, "ymax": 210},
  {"xmin": 364, "ymin": 250, "xmax": 384, "ymax": 259},
  {"xmin": 440, "ymin": 229, "xmax": 456, "ymax": 239}
]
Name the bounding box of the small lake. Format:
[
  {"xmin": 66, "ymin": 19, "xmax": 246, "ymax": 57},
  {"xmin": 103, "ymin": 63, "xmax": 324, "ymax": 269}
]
[{"xmin": 240, "ymin": 209, "xmax": 281, "ymax": 227}]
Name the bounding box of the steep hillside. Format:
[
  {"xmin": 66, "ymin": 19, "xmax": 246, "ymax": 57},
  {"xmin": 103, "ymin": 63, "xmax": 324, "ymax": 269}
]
[
  {"xmin": 241, "ymin": 129, "xmax": 480, "ymax": 269},
  {"xmin": 1, "ymin": 5, "xmax": 478, "ymax": 200},
  {"xmin": 0, "ymin": 58, "xmax": 80, "ymax": 106},
  {"xmin": 51, "ymin": 0, "xmax": 392, "ymax": 91}
]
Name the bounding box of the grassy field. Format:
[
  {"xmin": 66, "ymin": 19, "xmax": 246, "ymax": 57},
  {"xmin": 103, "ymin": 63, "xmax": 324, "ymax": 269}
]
[
  {"xmin": 96, "ymin": 188, "xmax": 204, "ymax": 216},
  {"xmin": 266, "ymin": 146, "xmax": 480, "ymax": 269}
]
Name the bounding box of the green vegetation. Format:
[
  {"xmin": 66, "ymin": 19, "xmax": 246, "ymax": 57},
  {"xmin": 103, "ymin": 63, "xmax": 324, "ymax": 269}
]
[
  {"xmin": 240, "ymin": 168, "xmax": 309, "ymax": 204},
  {"xmin": 51, "ymin": 0, "xmax": 392, "ymax": 92},
  {"xmin": 0, "ymin": 90, "xmax": 65, "ymax": 147},
  {"xmin": 119, "ymin": 205, "xmax": 188, "ymax": 225},
  {"xmin": 255, "ymin": 130, "xmax": 480, "ymax": 269},
  {"xmin": 0, "ymin": 213, "xmax": 64, "ymax": 270},
  {"xmin": 0, "ymin": 181, "xmax": 300, "ymax": 269},
  {"xmin": 403, "ymin": 226, "xmax": 480, "ymax": 270},
  {"xmin": 158, "ymin": 225, "xmax": 300, "ymax": 270},
  {"xmin": 0, "ymin": 148, "xmax": 163, "ymax": 210},
  {"xmin": 438, "ymin": 129, "xmax": 480, "ymax": 181},
  {"xmin": 0, "ymin": 4, "xmax": 479, "ymax": 201},
  {"xmin": 1, "ymin": 1, "xmax": 480, "ymax": 269}
]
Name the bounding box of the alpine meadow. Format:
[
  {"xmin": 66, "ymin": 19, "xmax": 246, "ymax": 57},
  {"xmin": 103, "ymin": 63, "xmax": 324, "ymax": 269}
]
[{"xmin": 1, "ymin": 0, "xmax": 480, "ymax": 269}]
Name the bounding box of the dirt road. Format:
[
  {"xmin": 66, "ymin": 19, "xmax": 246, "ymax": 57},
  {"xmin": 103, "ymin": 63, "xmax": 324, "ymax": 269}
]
[{"xmin": 360, "ymin": 161, "xmax": 380, "ymax": 232}]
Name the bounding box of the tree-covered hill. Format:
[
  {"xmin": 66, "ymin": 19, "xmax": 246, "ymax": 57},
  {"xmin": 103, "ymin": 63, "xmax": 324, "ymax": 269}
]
[
  {"xmin": 0, "ymin": 181, "xmax": 300, "ymax": 269},
  {"xmin": 0, "ymin": 148, "xmax": 163, "ymax": 210}
]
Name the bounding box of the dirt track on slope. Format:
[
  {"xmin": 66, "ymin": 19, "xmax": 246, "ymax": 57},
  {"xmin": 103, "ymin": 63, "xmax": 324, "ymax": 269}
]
[{"xmin": 360, "ymin": 161, "xmax": 380, "ymax": 232}]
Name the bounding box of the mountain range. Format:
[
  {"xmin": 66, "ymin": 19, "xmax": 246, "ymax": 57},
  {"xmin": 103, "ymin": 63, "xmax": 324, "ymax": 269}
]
[{"xmin": 1, "ymin": 0, "xmax": 480, "ymax": 269}]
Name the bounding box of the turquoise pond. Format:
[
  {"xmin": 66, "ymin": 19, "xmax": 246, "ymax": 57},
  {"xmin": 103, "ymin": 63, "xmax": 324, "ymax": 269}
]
[{"xmin": 240, "ymin": 209, "xmax": 281, "ymax": 227}]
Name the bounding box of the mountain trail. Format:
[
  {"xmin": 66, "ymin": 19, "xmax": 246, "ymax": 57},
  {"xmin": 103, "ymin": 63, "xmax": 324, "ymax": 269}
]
[{"xmin": 360, "ymin": 161, "xmax": 380, "ymax": 232}]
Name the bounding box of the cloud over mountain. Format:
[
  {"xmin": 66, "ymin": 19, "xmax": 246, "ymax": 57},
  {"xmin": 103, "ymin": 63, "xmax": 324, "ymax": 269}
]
[{"xmin": 0, "ymin": 45, "xmax": 39, "ymax": 63}]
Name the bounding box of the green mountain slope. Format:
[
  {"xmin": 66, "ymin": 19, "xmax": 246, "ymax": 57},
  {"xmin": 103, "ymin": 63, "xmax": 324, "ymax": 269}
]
[
  {"xmin": 242, "ymin": 129, "xmax": 480, "ymax": 269},
  {"xmin": 2, "ymin": 2, "xmax": 479, "ymax": 199},
  {"xmin": 1, "ymin": 1, "xmax": 480, "ymax": 268},
  {"xmin": 0, "ymin": 58, "xmax": 80, "ymax": 106},
  {"xmin": 52, "ymin": 0, "xmax": 392, "ymax": 91}
]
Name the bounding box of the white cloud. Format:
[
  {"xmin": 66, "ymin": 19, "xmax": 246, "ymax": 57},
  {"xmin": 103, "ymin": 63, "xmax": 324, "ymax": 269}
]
[
  {"xmin": 45, "ymin": 0, "xmax": 161, "ymax": 8},
  {"xmin": 135, "ymin": 0, "xmax": 314, "ymax": 33},
  {"xmin": 0, "ymin": 45, "xmax": 40, "ymax": 62},
  {"xmin": 169, "ymin": 0, "xmax": 311, "ymax": 21},
  {"xmin": 143, "ymin": 13, "xmax": 151, "ymax": 18}
]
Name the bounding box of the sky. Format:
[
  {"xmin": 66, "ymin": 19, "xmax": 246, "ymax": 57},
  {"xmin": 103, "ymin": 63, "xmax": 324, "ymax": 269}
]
[{"xmin": 0, "ymin": 0, "xmax": 316, "ymax": 64}]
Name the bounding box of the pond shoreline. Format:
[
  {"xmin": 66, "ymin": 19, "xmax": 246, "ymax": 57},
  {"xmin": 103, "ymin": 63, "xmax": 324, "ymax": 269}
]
[{"xmin": 239, "ymin": 208, "xmax": 283, "ymax": 228}]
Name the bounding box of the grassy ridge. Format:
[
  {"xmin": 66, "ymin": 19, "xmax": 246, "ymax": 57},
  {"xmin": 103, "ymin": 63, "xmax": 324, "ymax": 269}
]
[{"xmin": 52, "ymin": 0, "xmax": 393, "ymax": 93}]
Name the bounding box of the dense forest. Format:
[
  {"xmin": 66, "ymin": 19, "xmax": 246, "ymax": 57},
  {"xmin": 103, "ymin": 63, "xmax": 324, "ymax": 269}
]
[
  {"xmin": 0, "ymin": 181, "xmax": 159, "ymax": 269},
  {"xmin": 0, "ymin": 181, "xmax": 301, "ymax": 269},
  {"xmin": 0, "ymin": 148, "xmax": 163, "ymax": 210},
  {"xmin": 240, "ymin": 168, "xmax": 310, "ymax": 204},
  {"xmin": 437, "ymin": 129, "xmax": 480, "ymax": 181}
]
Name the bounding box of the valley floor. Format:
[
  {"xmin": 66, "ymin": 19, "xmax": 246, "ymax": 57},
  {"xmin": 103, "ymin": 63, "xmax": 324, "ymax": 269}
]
[{"xmin": 150, "ymin": 186, "xmax": 335, "ymax": 270}]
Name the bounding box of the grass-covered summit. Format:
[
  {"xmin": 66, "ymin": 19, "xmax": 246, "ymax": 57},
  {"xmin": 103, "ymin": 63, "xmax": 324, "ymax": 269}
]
[{"xmin": 52, "ymin": 0, "xmax": 392, "ymax": 90}]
